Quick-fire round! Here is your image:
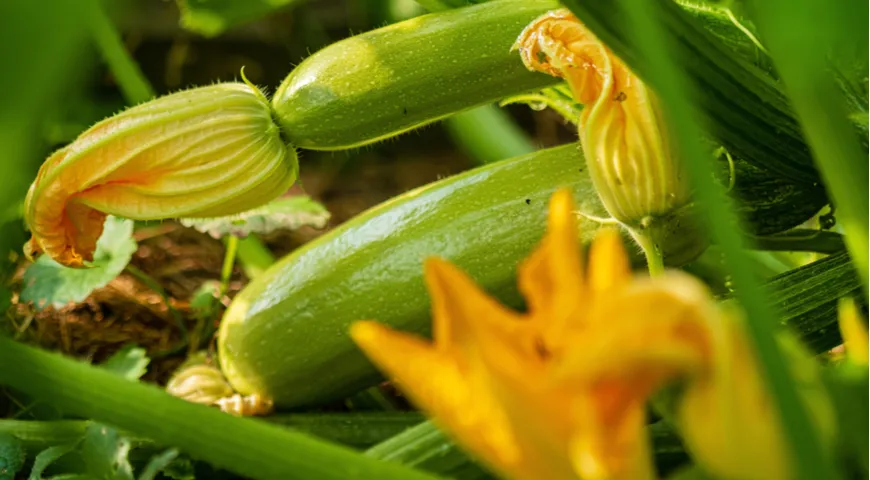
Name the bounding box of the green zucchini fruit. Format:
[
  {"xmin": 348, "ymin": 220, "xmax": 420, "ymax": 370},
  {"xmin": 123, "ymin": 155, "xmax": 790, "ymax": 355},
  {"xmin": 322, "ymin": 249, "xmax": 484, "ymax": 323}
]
[
  {"xmin": 218, "ymin": 143, "xmax": 825, "ymax": 408},
  {"xmin": 271, "ymin": 0, "xmax": 560, "ymax": 150}
]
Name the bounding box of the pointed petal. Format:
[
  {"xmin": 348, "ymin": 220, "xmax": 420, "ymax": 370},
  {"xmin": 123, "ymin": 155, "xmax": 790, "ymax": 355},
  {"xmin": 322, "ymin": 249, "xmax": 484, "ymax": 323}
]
[
  {"xmin": 424, "ymin": 257, "xmax": 522, "ymax": 352},
  {"xmin": 587, "ymin": 228, "xmax": 631, "ymax": 295},
  {"xmin": 518, "ymin": 189, "xmax": 585, "ymax": 343},
  {"xmin": 350, "ymin": 320, "xmax": 524, "ymax": 477}
]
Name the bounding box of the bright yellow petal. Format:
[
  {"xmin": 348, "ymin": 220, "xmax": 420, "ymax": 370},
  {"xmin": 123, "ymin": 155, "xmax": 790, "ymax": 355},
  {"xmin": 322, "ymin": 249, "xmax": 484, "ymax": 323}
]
[
  {"xmin": 424, "ymin": 257, "xmax": 522, "ymax": 352},
  {"xmin": 587, "ymin": 228, "xmax": 631, "ymax": 295},
  {"xmin": 838, "ymin": 297, "xmax": 869, "ymax": 366},
  {"xmin": 518, "ymin": 189, "xmax": 586, "ymax": 349},
  {"xmin": 350, "ymin": 320, "xmax": 528, "ymax": 478}
]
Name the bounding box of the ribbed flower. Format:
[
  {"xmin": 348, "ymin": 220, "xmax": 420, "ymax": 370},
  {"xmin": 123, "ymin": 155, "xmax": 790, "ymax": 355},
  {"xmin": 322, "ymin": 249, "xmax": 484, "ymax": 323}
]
[
  {"xmin": 514, "ymin": 10, "xmax": 706, "ymax": 268},
  {"xmin": 351, "ymin": 189, "xmax": 834, "ymax": 480},
  {"xmin": 24, "ymin": 82, "xmax": 297, "ymax": 268}
]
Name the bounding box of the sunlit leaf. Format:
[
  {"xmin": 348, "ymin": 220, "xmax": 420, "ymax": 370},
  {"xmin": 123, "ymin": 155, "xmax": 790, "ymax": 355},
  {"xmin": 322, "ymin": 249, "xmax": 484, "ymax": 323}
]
[
  {"xmin": 79, "ymin": 424, "xmax": 133, "ymax": 480},
  {"xmin": 20, "ymin": 216, "xmax": 136, "ymax": 310},
  {"xmin": 100, "ymin": 345, "xmax": 150, "ymax": 381},
  {"xmin": 179, "ymin": 196, "xmax": 330, "ymax": 239},
  {"xmin": 28, "ymin": 443, "xmax": 79, "ymax": 480}
]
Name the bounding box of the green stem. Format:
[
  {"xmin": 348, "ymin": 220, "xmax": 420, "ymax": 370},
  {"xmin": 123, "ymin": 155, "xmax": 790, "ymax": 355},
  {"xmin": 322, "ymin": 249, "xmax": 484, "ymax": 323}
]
[
  {"xmin": 0, "ymin": 412, "xmax": 426, "ymax": 454},
  {"xmin": 236, "ymin": 236, "xmax": 276, "ymax": 280},
  {"xmin": 748, "ymin": 230, "xmax": 846, "ymax": 255},
  {"xmin": 0, "ymin": 338, "xmax": 442, "ymax": 480},
  {"xmin": 444, "ymin": 105, "xmax": 536, "ymax": 165},
  {"xmin": 632, "ymin": 230, "xmax": 665, "ymax": 276},
  {"xmin": 596, "ymin": 0, "xmax": 840, "ymax": 478},
  {"xmin": 746, "ymin": 0, "xmax": 869, "ymax": 294},
  {"xmin": 85, "ymin": 0, "xmax": 154, "ymax": 105},
  {"xmin": 220, "ymin": 236, "xmax": 239, "ymax": 296}
]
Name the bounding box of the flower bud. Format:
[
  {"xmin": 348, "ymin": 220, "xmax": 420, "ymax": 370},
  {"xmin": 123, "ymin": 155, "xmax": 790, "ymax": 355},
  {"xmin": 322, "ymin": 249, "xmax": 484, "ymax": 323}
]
[
  {"xmin": 24, "ymin": 81, "xmax": 297, "ymax": 268},
  {"xmin": 515, "ymin": 10, "xmax": 707, "ymax": 266},
  {"xmin": 166, "ymin": 363, "xmax": 234, "ymax": 406}
]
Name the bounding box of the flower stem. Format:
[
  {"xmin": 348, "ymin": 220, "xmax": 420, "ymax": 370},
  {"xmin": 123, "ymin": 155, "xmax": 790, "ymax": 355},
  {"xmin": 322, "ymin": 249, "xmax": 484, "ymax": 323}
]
[
  {"xmin": 632, "ymin": 230, "xmax": 665, "ymax": 276},
  {"xmin": 220, "ymin": 236, "xmax": 239, "ymax": 297}
]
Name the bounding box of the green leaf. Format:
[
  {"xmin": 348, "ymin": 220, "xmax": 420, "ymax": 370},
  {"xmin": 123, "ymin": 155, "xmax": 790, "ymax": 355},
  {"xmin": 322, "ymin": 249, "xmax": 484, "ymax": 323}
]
[
  {"xmin": 29, "ymin": 443, "xmax": 80, "ymax": 480},
  {"xmin": 136, "ymin": 449, "xmax": 180, "ymax": 480},
  {"xmin": 156, "ymin": 453, "xmax": 195, "ymax": 480},
  {"xmin": 0, "ymin": 432, "xmax": 25, "ymax": 480},
  {"xmin": 79, "ymin": 424, "xmax": 133, "ymax": 480},
  {"xmin": 20, "ymin": 216, "xmax": 137, "ymax": 310},
  {"xmin": 179, "ymin": 196, "xmax": 330, "ymax": 239},
  {"xmin": 745, "ymin": 0, "xmax": 869, "ymax": 291},
  {"xmin": 100, "ymin": 345, "xmax": 150, "ymax": 382},
  {"xmin": 175, "ymin": 0, "xmax": 300, "ymax": 37}
]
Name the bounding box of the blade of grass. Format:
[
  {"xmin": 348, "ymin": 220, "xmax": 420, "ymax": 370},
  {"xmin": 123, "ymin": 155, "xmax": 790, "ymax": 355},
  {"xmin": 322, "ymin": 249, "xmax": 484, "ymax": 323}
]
[
  {"xmin": 567, "ymin": 0, "xmax": 839, "ymax": 478},
  {"xmin": 559, "ymin": 0, "xmax": 818, "ymax": 185},
  {"xmin": 84, "ymin": 0, "xmax": 154, "ymax": 105},
  {"xmin": 745, "ymin": 0, "xmax": 869, "ymax": 293},
  {"xmin": 0, "ymin": 338, "xmax": 442, "ymax": 480}
]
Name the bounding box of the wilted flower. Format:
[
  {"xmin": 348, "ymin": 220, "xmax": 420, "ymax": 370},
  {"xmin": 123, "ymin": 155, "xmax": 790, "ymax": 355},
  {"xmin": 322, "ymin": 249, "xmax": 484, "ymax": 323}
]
[
  {"xmin": 514, "ymin": 10, "xmax": 706, "ymax": 268},
  {"xmin": 351, "ymin": 189, "xmax": 834, "ymax": 480},
  {"xmin": 24, "ymin": 81, "xmax": 297, "ymax": 268}
]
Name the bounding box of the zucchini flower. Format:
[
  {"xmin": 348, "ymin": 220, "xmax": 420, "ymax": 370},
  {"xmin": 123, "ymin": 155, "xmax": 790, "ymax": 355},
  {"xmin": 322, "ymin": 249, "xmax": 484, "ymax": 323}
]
[
  {"xmin": 351, "ymin": 189, "xmax": 833, "ymax": 480},
  {"xmin": 24, "ymin": 82, "xmax": 297, "ymax": 268},
  {"xmin": 514, "ymin": 10, "xmax": 706, "ymax": 270},
  {"xmin": 677, "ymin": 315, "xmax": 836, "ymax": 480},
  {"xmin": 836, "ymin": 297, "xmax": 868, "ymax": 366}
]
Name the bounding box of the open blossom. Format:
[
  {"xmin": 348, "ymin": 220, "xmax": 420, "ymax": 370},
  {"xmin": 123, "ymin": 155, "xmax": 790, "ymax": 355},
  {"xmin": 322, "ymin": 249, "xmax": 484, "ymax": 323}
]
[
  {"xmin": 351, "ymin": 189, "xmax": 834, "ymax": 480},
  {"xmin": 24, "ymin": 82, "xmax": 297, "ymax": 268},
  {"xmin": 514, "ymin": 10, "xmax": 706, "ymax": 267}
]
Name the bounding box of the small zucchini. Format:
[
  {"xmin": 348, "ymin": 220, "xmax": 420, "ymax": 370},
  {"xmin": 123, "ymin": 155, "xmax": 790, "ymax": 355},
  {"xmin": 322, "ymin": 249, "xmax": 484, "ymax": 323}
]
[
  {"xmin": 218, "ymin": 144, "xmax": 825, "ymax": 408},
  {"xmin": 271, "ymin": 0, "xmax": 560, "ymax": 150}
]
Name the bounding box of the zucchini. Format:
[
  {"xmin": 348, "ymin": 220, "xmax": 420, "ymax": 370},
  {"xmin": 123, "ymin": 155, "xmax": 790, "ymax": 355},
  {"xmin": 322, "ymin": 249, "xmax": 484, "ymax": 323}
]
[
  {"xmin": 271, "ymin": 0, "xmax": 560, "ymax": 150},
  {"xmin": 218, "ymin": 143, "xmax": 825, "ymax": 408}
]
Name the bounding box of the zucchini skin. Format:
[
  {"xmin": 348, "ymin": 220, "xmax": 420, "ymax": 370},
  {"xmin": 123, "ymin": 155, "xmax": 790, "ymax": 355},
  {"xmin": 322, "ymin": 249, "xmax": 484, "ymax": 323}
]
[
  {"xmin": 219, "ymin": 144, "xmax": 602, "ymax": 407},
  {"xmin": 218, "ymin": 143, "xmax": 825, "ymax": 408},
  {"xmin": 271, "ymin": 0, "xmax": 561, "ymax": 150}
]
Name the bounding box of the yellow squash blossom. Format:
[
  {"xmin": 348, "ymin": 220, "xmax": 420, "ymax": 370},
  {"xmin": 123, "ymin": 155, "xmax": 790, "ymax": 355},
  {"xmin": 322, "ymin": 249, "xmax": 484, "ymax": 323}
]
[
  {"xmin": 351, "ymin": 189, "xmax": 833, "ymax": 480},
  {"xmin": 513, "ymin": 10, "xmax": 706, "ymax": 268},
  {"xmin": 836, "ymin": 297, "xmax": 869, "ymax": 366},
  {"xmin": 24, "ymin": 81, "xmax": 297, "ymax": 268}
]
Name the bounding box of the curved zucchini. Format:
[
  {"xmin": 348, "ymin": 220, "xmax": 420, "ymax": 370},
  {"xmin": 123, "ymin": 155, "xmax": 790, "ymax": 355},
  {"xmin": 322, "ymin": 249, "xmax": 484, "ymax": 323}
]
[
  {"xmin": 218, "ymin": 143, "xmax": 825, "ymax": 408},
  {"xmin": 271, "ymin": 0, "xmax": 560, "ymax": 150}
]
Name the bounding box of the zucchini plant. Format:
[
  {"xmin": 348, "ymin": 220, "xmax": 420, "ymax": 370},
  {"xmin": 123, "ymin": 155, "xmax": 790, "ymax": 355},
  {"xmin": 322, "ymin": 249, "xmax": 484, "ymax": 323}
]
[{"xmin": 1, "ymin": 0, "xmax": 866, "ymax": 479}]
